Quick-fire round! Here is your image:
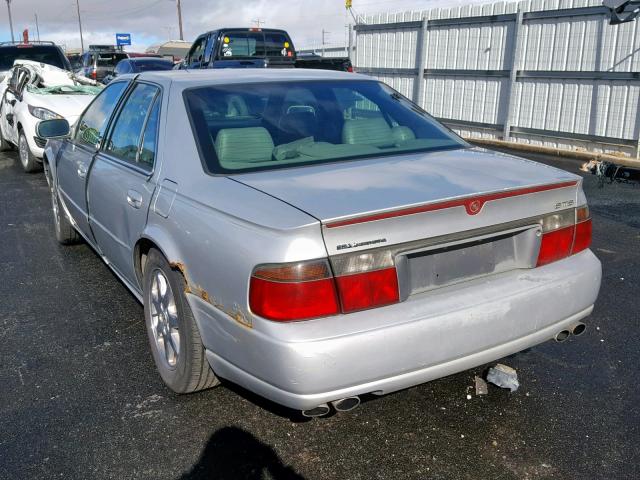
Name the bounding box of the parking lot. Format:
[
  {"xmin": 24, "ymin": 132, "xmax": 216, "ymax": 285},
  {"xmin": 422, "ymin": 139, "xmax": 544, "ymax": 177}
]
[{"xmin": 0, "ymin": 145, "xmax": 637, "ymax": 479}]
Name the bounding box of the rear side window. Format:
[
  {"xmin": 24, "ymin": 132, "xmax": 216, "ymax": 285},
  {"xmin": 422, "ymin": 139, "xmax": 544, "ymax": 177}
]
[
  {"xmin": 75, "ymin": 82, "xmax": 128, "ymax": 147},
  {"xmin": 139, "ymin": 97, "xmax": 161, "ymax": 168},
  {"xmin": 105, "ymin": 83, "xmax": 160, "ymax": 168}
]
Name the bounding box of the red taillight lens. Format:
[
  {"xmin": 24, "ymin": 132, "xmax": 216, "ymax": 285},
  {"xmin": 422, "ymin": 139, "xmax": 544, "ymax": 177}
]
[
  {"xmin": 537, "ymin": 225, "xmax": 575, "ymax": 267},
  {"xmin": 249, "ymin": 260, "xmax": 339, "ymax": 321},
  {"xmin": 572, "ymin": 218, "xmax": 592, "ymax": 254},
  {"xmin": 347, "ymin": 65, "xmax": 354, "ymax": 73},
  {"xmin": 537, "ymin": 205, "xmax": 592, "ymax": 267},
  {"xmin": 90, "ymin": 69, "xmax": 97, "ymax": 80},
  {"xmin": 336, "ymin": 267, "xmax": 399, "ymax": 313}
]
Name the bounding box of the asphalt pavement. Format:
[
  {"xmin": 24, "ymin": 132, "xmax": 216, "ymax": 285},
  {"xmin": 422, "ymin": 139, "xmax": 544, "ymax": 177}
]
[{"xmin": 1, "ymin": 147, "xmax": 638, "ymax": 479}]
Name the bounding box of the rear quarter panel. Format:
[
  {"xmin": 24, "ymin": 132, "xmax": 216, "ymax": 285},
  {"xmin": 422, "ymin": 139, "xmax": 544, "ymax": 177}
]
[{"xmin": 143, "ymin": 84, "xmax": 326, "ymax": 336}]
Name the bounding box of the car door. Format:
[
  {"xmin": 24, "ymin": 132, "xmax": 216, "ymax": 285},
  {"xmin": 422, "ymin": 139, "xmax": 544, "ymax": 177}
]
[
  {"xmin": 86, "ymin": 82, "xmax": 162, "ymax": 286},
  {"xmin": 1, "ymin": 68, "xmax": 22, "ymax": 144},
  {"xmin": 56, "ymin": 81, "xmax": 128, "ymax": 240}
]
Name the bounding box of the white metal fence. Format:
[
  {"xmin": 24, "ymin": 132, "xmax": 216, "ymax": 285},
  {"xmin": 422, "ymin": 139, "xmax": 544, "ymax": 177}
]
[
  {"xmin": 297, "ymin": 45, "xmax": 351, "ymax": 58},
  {"xmin": 351, "ymin": 0, "xmax": 640, "ymax": 158}
]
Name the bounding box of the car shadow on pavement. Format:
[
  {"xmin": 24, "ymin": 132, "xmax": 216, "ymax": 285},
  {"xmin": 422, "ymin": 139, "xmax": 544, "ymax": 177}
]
[
  {"xmin": 219, "ymin": 380, "xmax": 318, "ymax": 423},
  {"xmin": 178, "ymin": 426, "xmax": 305, "ymax": 480}
]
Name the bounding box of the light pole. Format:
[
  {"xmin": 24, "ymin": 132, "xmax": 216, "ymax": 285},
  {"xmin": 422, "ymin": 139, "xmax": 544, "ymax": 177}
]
[
  {"xmin": 6, "ymin": 0, "xmax": 15, "ymax": 42},
  {"xmin": 75, "ymin": 0, "xmax": 85, "ymax": 53},
  {"xmin": 34, "ymin": 13, "xmax": 40, "ymax": 41},
  {"xmin": 176, "ymin": 0, "xmax": 184, "ymax": 41},
  {"xmin": 322, "ymin": 29, "xmax": 330, "ymax": 57}
]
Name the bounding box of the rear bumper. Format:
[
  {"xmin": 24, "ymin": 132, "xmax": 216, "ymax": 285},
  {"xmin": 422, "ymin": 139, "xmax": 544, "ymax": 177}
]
[
  {"xmin": 207, "ymin": 306, "xmax": 593, "ymax": 409},
  {"xmin": 192, "ymin": 250, "xmax": 601, "ymax": 410}
]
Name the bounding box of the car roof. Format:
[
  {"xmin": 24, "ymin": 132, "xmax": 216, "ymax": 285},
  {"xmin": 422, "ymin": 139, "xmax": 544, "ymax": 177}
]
[
  {"xmin": 129, "ymin": 68, "xmax": 370, "ymax": 88},
  {"xmin": 204, "ymin": 28, "xmax": 290, "ymax": 35}
]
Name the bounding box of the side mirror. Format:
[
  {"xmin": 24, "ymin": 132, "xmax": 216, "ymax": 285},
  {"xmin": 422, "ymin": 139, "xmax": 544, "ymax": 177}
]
[{"xmin": 37, "ymin": 118, "xmax": 70, "ymax": 139}]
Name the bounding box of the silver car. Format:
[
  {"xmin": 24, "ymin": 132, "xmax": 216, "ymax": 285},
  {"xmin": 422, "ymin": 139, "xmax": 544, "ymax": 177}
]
[{"xmin": 39, "ymin": 69, "xmax": 601, "ymax": 416}]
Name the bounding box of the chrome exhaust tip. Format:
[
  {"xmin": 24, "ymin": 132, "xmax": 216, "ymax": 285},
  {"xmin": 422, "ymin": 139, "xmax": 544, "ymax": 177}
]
[
  {"xmin": 331, "ymin": 396, "xmax": 360, "ymax": 412},
  {"xmin": 555, "ymin": 330, "xmax": 571, "ymax": 342},
  {"xmin": 301, "ymin": 404, "xmax": 330, "ymax": 418},
  {"xmin": 571, "ymin": 322, "xmax": 587, "ymax": 336}
]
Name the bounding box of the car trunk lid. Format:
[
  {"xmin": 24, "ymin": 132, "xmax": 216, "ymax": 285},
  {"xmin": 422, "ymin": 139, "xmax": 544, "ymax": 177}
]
[{"xmin": 233, "ymin": 148, "xmax": 580, "ymax": 255}]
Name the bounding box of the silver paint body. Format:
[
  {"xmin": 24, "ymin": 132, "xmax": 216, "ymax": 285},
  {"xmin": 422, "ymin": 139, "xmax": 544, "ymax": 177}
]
[{"xmin": 46, "ymin": 69, "xmax": 602, "ymax": 410}]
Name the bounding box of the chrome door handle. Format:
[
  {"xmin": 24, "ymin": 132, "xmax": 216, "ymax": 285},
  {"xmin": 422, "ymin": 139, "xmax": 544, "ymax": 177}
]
[
  {"xmin": 126, "ymin": 190, "xmax": 143, "ymax": 209},
  {"xmin": 77, "ymin": 164, "xmax": 88, "ymax": 178}
]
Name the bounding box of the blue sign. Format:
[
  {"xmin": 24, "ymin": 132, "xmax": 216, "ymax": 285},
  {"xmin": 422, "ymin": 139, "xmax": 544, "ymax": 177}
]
[{"xmin": 116, "ymin": 33, "xmax": 131, "ymax": 46}]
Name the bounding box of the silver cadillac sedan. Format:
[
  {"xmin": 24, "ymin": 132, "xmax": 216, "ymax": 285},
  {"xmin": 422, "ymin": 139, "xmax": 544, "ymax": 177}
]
[{"xmin": 39, "ymin": 69, "xmax": 601, "ymax": 416}]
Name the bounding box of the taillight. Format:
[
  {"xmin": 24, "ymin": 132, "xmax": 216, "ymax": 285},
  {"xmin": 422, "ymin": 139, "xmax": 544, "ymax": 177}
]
[
  {"xmin": 249, "ymin": 251, "xmax": 401, "ymax": 321},
  {"xmin": 347, "ymin": 65, "xmax": 354, "ymax": 73},
  {"xmin": 331, "ymin": 249, "xmax": 399, "ymax": 313},
  {"xmin": 537, "ymin": 225, "xmax": 575, "ymax": 266},
  {"xmin": 336, "ymin": 267, "xmax": 399, "ymax": 312},
  {"xmin": 90, "ymin": 69, "xmax": 97, "ymax": 80},
  {"xmin": 537, "ymin": 205, "xmax": 592, "ymax": 267},
  {"xmin": 249, "ymin": 260, "xmax": 339, "ymax": 322},
  {"xmin": 572, "ymin": 206, "xmax": 592, "ymax": 254}
]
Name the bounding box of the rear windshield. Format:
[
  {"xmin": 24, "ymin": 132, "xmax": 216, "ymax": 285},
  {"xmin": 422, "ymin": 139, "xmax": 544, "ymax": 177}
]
[
  {"xmin": 0, "ymin": 46, "xmax": 68, "ymax": 70},
  {"xmin": 184, "ymin": 80, "xmax": 466, "ymax": 174},
  {"xmin": 97, "ymin": 53, "xmax": 128, "ymax": 67},
  {"xmin": 220, "ymin": 31, "xmax": 294, "ymax": 59},
  {"xmin": 133, "ymin": 60, "xmax": 174, "ymax": 72}
]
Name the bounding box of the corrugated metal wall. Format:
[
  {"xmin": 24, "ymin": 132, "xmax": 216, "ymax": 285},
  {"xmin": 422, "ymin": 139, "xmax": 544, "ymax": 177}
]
[
  {"xmin": 297, "ymin": 45, "xmax": 350, "ymax": 58},
  {"xmin": 353, "ymin": 0, "xmax": 640, "ymax": 157}
]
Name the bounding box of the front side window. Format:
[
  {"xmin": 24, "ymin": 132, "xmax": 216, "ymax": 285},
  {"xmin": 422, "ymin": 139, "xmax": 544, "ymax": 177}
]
[
  {"xmin": 184, "ymin": 80, "xmax": 466, "ymax": 174},
  {"xmin": 75, "ymin": 81, "xmax": 128, "ymax": 147},
  {"xmin": 105, "ymin": 83, "xmax": 160, "ymax": 167}
]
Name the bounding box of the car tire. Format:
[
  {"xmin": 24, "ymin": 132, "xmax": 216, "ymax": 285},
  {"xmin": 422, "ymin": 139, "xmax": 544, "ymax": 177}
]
[
  {"xmin": 18, "ymin": 131, "xmax": 42, "ymax": 173},
  {"xmin": 49, "ymin": 179, "xmax": 81, "ymax": 245},
  {"xmin": 143, "ymin": 248, "xmax": 220, "ymax": 394}
]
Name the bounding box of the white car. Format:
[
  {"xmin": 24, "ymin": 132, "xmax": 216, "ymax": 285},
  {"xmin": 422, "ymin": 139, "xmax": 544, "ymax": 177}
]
[{"xmin": 0, "ymin": 60, "xmax": 101, "ymax": 172}]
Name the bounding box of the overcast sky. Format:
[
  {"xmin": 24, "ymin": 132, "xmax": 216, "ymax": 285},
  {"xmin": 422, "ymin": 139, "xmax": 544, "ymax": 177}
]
[{"xmin": 1, "ymin": 0, "xmax": 489, "ymax": 52}]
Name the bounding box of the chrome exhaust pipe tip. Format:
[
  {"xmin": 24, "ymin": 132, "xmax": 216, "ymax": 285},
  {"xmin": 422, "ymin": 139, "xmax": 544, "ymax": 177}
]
[
  {"xmin": 571, "ymin": 322, "xmax": 587, "ymax": 336},
  {"xmin": 301, "ymin": 404, "xmax": 330, "ymax": 418},
  {"xmin": 555, "ymin": 330, "xmax": 571, "ymax": 342},
  {"xmin": 331, "ymin": 396, "xmax": 360, "ymax": 412}
]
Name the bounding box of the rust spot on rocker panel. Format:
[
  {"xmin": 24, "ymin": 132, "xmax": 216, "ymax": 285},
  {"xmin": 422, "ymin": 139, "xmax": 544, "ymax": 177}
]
[{"xmin": 169, "ymin": 261, "xmax": 187, "ymax": 277}]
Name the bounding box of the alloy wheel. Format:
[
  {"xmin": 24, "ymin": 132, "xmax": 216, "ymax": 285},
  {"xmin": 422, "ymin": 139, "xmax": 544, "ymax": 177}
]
[{"xmin": 149, "ymin": 269, "xmax": 181, "ymax": 369}]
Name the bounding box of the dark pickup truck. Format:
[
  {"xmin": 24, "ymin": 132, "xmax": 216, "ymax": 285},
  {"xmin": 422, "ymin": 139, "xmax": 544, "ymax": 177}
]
[{"xmin": 178, "ymin": 28, "xmax": 352, "ymax": 72}]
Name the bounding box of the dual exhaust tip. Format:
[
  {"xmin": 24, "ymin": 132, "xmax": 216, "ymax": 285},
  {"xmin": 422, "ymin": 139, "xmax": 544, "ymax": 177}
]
[
  {"xmin": 555, "ymin": 322, "xmax": 587, "ymax": 342},
  {"xmin": 302, "ymin": 396, "xmax": 360, "ymax": 418}
]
